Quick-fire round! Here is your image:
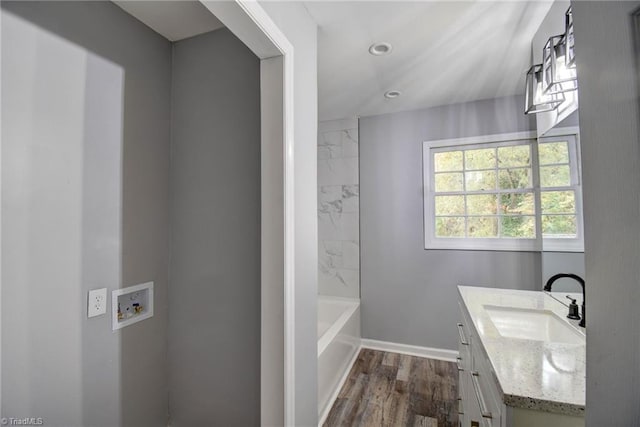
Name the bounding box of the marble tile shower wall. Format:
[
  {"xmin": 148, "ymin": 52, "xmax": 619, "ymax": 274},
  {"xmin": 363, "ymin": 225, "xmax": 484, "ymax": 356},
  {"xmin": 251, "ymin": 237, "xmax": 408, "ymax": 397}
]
[{"xmin": 318, "ymin": 118, "xmax": 360, "ymax": 299}]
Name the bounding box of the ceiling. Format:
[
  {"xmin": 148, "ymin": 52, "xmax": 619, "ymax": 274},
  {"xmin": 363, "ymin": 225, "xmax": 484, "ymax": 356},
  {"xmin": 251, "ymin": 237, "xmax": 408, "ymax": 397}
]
[
  {"xmin": 112, "ymin": 1, "xmax": 224, "ymax": 42},
  {"xmin": 304, "ymin": 1, "xmax": 554, "ymax": 121}
]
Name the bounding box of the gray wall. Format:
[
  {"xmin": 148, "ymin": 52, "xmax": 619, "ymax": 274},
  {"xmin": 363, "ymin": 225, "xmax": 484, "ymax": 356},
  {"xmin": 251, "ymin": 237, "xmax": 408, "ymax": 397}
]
[
  {"xmin": 168, "ymin": 28, "xmax": 261, "ymax": 426},
  {"xmin": 541, "ymin": 252, "xmax": 585, "ymax": 291},
  {"xmin": 259, "ymin": 3, "xmax": 319, "ymax": 425},
  {"xmin": 572, "ymin": 2, "xmax": 640, "ymax": 425},
  {"xmin": 359, "ymin": 95, "xmax": 541, "ymax": 351},
  {"xmin": 1, "ymin": 2, "xmax": 171, "ymax": 426}
]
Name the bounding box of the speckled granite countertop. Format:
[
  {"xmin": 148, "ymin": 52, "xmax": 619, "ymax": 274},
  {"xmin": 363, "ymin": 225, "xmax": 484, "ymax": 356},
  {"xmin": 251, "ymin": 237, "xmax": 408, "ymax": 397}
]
[{"xmin": 458, "ymin": 286, "xmax": 586, "ymax": 416}]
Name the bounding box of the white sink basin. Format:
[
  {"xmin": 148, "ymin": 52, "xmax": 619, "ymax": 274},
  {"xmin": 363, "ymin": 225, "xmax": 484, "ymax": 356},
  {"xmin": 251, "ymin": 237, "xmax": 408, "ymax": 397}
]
[{"xmin": 484, "ymin": 305, "xmax": 585, "ymax": 345}]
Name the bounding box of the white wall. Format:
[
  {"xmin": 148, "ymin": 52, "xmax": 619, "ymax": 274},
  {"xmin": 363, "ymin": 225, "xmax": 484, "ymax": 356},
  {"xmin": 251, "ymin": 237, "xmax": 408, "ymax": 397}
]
[
  {"xmin": 572, "ymin": 2, "xmax": 640, "ymax": 425},
  {"xmin": 2, "ymin": 12, "xmax": 115, "ymax": 425},
  {"xmin": 318, "ymin": 118, "xmax": 360, "ymax": 299},
  {"xmin": 258, "ymin": 3, "xmax": 319, "ymax": 424}
]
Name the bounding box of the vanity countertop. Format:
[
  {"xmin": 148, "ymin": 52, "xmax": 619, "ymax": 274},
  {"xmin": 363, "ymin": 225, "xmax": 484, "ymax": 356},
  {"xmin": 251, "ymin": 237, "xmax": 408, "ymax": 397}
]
[{"xmin": 458, "ymin": 286, "xmax": 585, "ymax": 416}]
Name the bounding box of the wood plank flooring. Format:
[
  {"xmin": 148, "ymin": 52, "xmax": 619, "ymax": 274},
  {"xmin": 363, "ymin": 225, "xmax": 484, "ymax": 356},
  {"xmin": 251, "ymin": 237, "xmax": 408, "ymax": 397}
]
[{"xmin": 323, "ymin": 349, "xmax": 459, "ymax": 427}]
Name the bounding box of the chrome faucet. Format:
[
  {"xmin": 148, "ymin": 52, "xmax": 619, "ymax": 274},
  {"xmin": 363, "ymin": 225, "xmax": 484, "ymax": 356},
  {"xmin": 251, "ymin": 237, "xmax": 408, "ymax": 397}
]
[{"xmin": 544, "ymin": 273, "xmax": 585, "ymax": 328}]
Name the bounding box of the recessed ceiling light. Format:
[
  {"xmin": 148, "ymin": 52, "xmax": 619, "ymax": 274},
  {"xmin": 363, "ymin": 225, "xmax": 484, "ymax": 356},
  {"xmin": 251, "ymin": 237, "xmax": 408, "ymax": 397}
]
[
  {"xmin": 384, "ymin": 90, "xmax": 402, "ymax": 99},
  {"xmin": 369, "ymin": 42, "xmax": 393, "ymax": 56}
]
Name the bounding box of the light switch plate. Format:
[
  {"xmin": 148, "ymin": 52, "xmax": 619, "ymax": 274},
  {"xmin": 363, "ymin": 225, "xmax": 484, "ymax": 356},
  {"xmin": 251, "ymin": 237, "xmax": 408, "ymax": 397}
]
[{"xmin": 88, "ymin": 288, "xmax": 107, "ymax": 318}]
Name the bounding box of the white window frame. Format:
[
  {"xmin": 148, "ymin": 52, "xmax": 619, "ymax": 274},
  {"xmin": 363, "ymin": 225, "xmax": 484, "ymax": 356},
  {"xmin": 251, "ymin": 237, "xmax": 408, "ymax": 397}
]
[
  {"xmin": 539, "ymin": 127, "xmax": 584, "ymax": 252},
  {"xmin": 422, "ymin": 130, "xmax": 584, "ymax": 252}
]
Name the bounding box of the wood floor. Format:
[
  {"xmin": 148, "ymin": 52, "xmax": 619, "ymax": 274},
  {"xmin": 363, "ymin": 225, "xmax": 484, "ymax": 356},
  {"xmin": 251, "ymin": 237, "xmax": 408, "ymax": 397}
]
[{"xmin": 323, "ymin": 349, "xmax": 459, "ymax": 427}]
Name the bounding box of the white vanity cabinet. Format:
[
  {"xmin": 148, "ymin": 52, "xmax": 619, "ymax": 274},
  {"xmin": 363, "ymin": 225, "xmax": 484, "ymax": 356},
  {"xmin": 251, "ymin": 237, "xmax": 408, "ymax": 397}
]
[
  {"xmin": 457, "ymin": 287, "xmax": 585, "ymax": 427},
  {"xmin": 458, "ymin": 302, "xmax": 503, "ymax": 427}
]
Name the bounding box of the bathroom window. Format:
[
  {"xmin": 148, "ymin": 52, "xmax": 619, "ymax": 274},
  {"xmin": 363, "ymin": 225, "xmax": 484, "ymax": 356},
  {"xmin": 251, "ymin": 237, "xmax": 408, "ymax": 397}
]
[
  {"xmin": 423, "ymin": 132, "xmax": 583, "ymax": 251},
  {"xmin": 538, "ymin": 134, "xmax": 583, "ymax": 252}
]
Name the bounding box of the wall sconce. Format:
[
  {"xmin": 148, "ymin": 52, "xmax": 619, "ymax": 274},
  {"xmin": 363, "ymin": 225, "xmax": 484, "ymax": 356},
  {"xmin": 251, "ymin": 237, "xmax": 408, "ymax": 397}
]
[
  {"xmin": 524, "ymin": 5, "xmax": 576, "ymax": 115},
  {"xmin": 542, "ymin": 34, "xmax": 578, "ymax": 94},
  {"xmin": 524, "ymin": 64, "xmax": 565, "ymax": 114},
  {"xmin": 565, "ymin": 6, "xmax": 575, "ymax": 69}
]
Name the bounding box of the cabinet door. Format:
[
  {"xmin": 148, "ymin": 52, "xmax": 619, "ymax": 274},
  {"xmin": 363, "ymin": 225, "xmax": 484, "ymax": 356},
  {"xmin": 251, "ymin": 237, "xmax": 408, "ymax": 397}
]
[
  {"xmin": 458, "ymin": 363, "xmax": 467, "ymax": 427},
  {"xmin": 470, "ymin": 340, "xmax": 502, "ymax": 426},
  {"xmin": 463, "ymin": 370, "xmax": 488, "ymax": 427},
  {"xmin": 457, "ymin": 303, "xmax": 472, "ymax": 370}
]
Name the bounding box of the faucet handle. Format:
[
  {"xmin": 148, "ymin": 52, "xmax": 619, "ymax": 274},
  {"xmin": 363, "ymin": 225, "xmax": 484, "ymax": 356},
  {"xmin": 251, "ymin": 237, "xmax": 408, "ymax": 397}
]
[{"xmin": 566, "ymin": 295, "xmax": 581, "ymax": 320}]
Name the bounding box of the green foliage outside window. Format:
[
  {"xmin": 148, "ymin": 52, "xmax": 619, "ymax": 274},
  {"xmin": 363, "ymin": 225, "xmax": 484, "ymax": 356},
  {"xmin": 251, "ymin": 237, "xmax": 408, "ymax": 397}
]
[
  {"xmin": 539, "ymin": 141, "xmax": 577, "ymax": 238},
  {"xmin": 433, "ymin": 144, "xmax": 536, "ymax": 239},
  {"xmin": 429, "ymin": 137, "xmax": 581, "ymax": 248}
]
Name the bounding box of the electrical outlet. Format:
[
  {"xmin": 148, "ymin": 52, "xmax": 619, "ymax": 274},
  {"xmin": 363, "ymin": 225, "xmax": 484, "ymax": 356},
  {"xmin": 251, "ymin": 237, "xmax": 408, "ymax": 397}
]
[{"xmin": 88, "ymin": 288, "xmax": 107, "ymax": 318}]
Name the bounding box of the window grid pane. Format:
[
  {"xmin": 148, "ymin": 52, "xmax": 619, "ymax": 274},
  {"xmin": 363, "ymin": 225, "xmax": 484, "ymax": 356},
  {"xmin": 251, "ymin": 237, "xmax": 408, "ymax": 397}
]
[
  {"xmin": 541, "ymin": 190, "xmax": 576, "ymax": 214},
  {"xmin": 500, "ymin": 193, "xmax": 535, "ymax": 215},
  {"xmin": 435, "ymin": 172, "xmax": 464, "ymax": 192},
  {"xmin": 467, "ymin": 194, "xmax": 498, "ymax": 215},
  {"xmin": 542, "ymin": 214, "xmax": 577, "ymax": 237},
  {"xmin": 468, "ymin": 216, "xmax": 498, "ymax": 238},
  {"xmin": 538, "ymin": 141, "xmax": 569, "ymax": 166},
  {"xmin": 435, "ymin": 216, "xmax": 466, "ymax": 237},
  {"xmin": 498, "ymin": 168, "xmax": 532, "ymax": 189},
  {"xmin": 465, "ymin": 170, "xmax": 497, "ymax": 191},
  {"xmin": 501, "ymin": 215, "xmax": 536, "ymax": 238},
  {"xmin": 434, "ymin": 151, "xmax": 463, "ymax": 172},
  {"xmin": 540, "ymin": 165, "xmax": 571, "ymax": 188},
  {"xmin": 497, "ymin": 145, "xmax": 531, "ymax": 168},
  {"xmin": 435, "ymin": 195, "xmax": 465, "ymax": 215},
  {"xmin": 465, "ymin": 148, "xmax": 496, "ymax": 170}
]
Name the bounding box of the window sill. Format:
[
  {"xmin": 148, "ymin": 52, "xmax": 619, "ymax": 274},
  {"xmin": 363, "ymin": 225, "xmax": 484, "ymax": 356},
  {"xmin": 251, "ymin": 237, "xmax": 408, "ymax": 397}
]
[
  {"xmin": 424, "ymin": 238, "xmax": 583, "ymax": 252},
  {"xmin": 425, "ymin": 238, "xmax": 540, "ymax": 252}
]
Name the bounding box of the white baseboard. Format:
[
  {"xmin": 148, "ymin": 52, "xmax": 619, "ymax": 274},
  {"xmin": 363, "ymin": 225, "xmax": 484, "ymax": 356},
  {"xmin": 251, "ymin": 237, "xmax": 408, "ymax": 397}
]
[
  {"xmin": 318, "ymin": 344, "xmax": 362, "ymax": 427},
  {"xmin": 361, "ymin": 339, "xmax": 459, "ymax": 362}
]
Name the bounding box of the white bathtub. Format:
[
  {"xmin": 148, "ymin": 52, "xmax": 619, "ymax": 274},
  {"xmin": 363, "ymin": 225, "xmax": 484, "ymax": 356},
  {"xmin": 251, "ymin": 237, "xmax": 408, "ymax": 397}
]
[{"xmin": 317, "ymin": 296, "xmax": 361, "ymax": 423}]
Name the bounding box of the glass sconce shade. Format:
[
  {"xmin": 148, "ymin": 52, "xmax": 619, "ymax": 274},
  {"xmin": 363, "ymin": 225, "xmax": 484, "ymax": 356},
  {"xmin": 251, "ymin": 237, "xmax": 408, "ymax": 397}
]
[
  {"xmin": 542, "ymin": 35, "xmax": 578, "ymax": 95},
  {"xmin": 565, "ymin": 6, "xmax": 576, "ymax": 68},
  {"xmin": 524, "ymin": 64, "xmax": 565, "ymax": 115}
]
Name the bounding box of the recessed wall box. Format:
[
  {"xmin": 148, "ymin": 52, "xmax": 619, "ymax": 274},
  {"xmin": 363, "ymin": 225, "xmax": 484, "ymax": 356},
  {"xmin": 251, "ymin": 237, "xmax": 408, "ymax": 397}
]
[{"xmin": 112, "ymin": 282, "xmax": 154, "ymax": 330}]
